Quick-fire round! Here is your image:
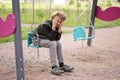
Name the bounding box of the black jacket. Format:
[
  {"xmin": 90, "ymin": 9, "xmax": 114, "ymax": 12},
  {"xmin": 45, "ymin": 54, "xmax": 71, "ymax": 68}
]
[{"xmin": 34, "ymin": 20, "xmax": 62, "ymax": 41}]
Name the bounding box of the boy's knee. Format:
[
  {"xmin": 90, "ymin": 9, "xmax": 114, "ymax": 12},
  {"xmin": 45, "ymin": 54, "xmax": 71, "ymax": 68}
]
[
  {"xmin": 57, "ymin": 41, "xmax": 61, "ymax": 45},
  {"xmin": 49, "ymin": 41, "xmax": 57, "ymax": 47},
  {"xmin": 56, "ymin": 41, "xmax": 62, "ymax": 47}
]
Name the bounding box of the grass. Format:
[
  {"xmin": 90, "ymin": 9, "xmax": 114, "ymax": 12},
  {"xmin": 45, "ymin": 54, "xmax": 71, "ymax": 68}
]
[
  {"xmin": 0, "ymin": 27, "xmax": 73, "ymax": 43},
  {"xmin": 0, "ymin": 2, "xmax": 120, "ymax": 43}
]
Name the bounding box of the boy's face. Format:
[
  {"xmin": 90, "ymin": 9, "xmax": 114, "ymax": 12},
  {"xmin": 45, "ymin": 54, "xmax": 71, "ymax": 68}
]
[{"xmin": 52, "ymin": 16, "xmax": 64, "ymax": 27}]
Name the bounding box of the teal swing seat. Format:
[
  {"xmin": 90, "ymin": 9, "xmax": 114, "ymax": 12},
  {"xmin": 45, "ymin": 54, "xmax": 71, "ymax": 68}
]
[
  {"xmin": 27, "ymin": 30, "xmax": 40, "ymax": 58},
  {"xmin": 27, "ymin": 30, "xmax": 40, "ymax": 48},
  {"xmin": 73, "ymin": 26, "xmax": 95, "ymax": 47}
]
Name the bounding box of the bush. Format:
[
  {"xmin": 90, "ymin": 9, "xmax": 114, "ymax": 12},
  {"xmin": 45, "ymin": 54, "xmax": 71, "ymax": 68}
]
[
  {"xmin": 0, "ymin": 4, "xmax": 6, "ymax": 14},
  {"xmin": 106, "ymin": 0, "xmax": 112, "ymax": 7}
]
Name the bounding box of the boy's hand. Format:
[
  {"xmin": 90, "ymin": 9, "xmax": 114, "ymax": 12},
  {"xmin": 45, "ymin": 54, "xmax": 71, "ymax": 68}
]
[
  {"xmin": 58, "ymin": 22, "xmax": 63, "ymax": 33},
  {"xmin": 52, "ymin": 20, "xmax": 57, "ymax": 31}
]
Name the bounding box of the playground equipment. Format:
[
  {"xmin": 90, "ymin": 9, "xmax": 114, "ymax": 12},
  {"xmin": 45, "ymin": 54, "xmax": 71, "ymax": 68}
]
[
  {"xmin": 0, "ymin": 14, "xmax": 16, "ymax": 37},
  {"xmin": 74, "ymin": 0, "xmax": 120, "ymax": 47},
  {"xmin": 0, "ymin": 0, "xmax": 24, "ymax": 79},
  {"xmin": 27, "ymin": 30, "xmax": 39, "ymax": 48},
  {"xmin": 87, "ymin": 0, "xmax": 120, "ymax": 46},
  {"xmin": 73, "ymin": 26, "xmax": 95, "ymax": 48},
  {"xmin": 95, "ymin": 6, "xmax": 120, "ymax": 21},
  {"xmin": 27, "ymin": 30, "xmax": 40, "ymax": 58},
  {"xmin": 12, "ymin": 0, "xmax": 25, "ymax": 80},
  {"xmin": 73, "ymin": 0, "xmax": 95, "ymax": 47},
  {"xmin": 27, "ymin": 0, "xmax": 40, "ymax": 59},
  {"xmin": 27, "ymin": 0, "xmax": 52, "ymax": 58},
  {"xmin": 0, "ymin": 0, "xmax": 120, "ymax": 80}
]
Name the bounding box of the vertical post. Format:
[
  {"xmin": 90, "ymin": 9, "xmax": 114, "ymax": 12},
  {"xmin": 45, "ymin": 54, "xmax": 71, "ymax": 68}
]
[
  {"xmin": 76, "ymin": 0, "xmax": 79, "ymax": 16},
  {"xmin": 31, "ymin": 0, "xmax": 35, "ymax": 28},
  {"xmin": 87, "ymin": 0, "xmax": 98, "ymax": 46},
  {"xmin": 12, "ymin": 0, "xmax": 25, "ymax": 80},
  {"xmin": 49, "ymin": 0, "xmax": 52, "ymax": 20}
]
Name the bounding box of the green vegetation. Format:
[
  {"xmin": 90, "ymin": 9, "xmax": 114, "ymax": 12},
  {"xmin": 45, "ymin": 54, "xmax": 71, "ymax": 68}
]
[
  {"xmin": 0, "ymin": 27, "xmax": 72, "ymax": 43},
  {"xmin": 0, "ymin": 0, "xmax": 120, "ymax": 43}
]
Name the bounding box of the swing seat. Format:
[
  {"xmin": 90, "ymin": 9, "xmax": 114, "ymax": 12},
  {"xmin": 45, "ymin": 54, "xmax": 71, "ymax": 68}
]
[
  {"xmin": 73, "ymin": 26, "xmax": 95, "ymax": 48},
  {"xmin": 28, "ymin": 43, "xmax": 39, "ymax": 48},
  {"xmin": 27, "ymin": 30, "xmax": 40, "ymax": 48},
  {"xmin": 73, "ymin": 26, "xmax": 95, "ymax": 41}
]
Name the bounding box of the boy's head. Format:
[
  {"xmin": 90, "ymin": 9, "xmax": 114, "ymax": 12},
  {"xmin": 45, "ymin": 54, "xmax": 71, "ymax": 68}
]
[
  {"xmin": 51, "ymin": 11, "xmax": 67, "ymax": 21},
  {"xmin": 51, "ymin": 11, "xmax": 67, "ymax": 27}
]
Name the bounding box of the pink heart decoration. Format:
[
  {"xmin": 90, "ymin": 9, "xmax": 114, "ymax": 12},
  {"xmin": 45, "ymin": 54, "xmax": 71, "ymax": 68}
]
[
  {"xmin": 0, "ymin": 13, "xmax": 16, "ymax": 37},
  {"xmin": 95, "ymin": 6, "xmax": 120, "ymax": 21}
]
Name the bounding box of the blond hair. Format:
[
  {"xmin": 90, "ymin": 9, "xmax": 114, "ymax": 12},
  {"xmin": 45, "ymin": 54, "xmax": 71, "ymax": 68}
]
[{"xmin": 51, "ymin": 11, "xmax": 67, "ymax": 21}]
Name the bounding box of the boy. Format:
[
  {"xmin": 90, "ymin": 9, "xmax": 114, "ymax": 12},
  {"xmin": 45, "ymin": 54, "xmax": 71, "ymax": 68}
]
[{"xmin": 33, "ymin": 11, "xmax": 74, "ymax": 75}]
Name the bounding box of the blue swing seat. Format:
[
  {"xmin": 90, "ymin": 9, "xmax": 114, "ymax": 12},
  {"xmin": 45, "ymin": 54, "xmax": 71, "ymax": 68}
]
[
  {"xmin": 27, "ymin": 30, "xmax": 40, "ymax": 48},
  {"xmin": 73, "ymin": 26, "xmax": 95, "ymax": 48},
  {"xmin": 73, "ymin": 26, "xmax": 95, "ymax": 41}
]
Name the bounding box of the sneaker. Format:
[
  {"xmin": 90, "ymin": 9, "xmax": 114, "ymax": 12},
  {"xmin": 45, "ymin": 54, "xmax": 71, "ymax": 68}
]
[
  {"xmin": 60, "ymin": 65, "xmax": 74, "ymax": 72},
  {"xmin": 51, "ymin": 66, "xmax": 64, "ymax": 75}
]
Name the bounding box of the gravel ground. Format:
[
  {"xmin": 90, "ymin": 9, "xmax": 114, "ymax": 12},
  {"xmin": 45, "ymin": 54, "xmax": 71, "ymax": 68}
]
[{"xmin": 0, "ymin": 26, "xmax": 120, "ymax": 80}]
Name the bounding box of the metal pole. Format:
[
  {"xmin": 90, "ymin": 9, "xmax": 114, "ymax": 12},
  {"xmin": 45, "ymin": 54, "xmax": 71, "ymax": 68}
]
[
  {"xmin": 31, "ymin": 0, "xmax": 35, "ymax": 28},
  {"xmin": 76, "ymin": 0, "xmax": 79, "ymax": 16},
  {"xmin": 12, "ymin": 0, "xmax": 25, "ymax": 80},
  {"xmin": 87, "ymin": 0, "xmax": 98, "ymax": 46},
  {"xmin": 33, "ymin": 0, "xmax": 35, "ymax": 25},
  {"xmin": 49, "ymin": 0, "xmax": 52, "ymax": 19}
]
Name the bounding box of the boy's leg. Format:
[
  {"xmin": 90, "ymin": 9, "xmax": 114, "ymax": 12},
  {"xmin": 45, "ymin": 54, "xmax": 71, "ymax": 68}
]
[
  {"xmin": 56, "ymin": 41, "xmax": 74, "ymax": 72},
  {"xmin": 56, "ymin": 41, "xmax": 64, "ymax": 64},
  {"xmin": 39, "ymin": 39, "xmax": 64, "ymax": 75},
  {"xmin": 39, "ymin": 39, "xmax": 57, "ymax": 67}
]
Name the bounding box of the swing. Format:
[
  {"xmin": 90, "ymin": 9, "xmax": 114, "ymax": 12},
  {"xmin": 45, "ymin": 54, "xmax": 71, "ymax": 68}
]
[
  {"xmin": 27, "ymin": 0, "xmax": 52, "ymax": 58},
  {"xmin": 73, "ymin": 0, "xmax": 95, "ymax": 47},
  {"xmin": 73, "ymin": 25, "xmax": 95, "ymax": 48},
  {"xmin": 73, "ymin": 26, "xmax": 95, "ymax": 41},
  {"xmin": 27, "ymin": 30, "xmax": 40, "ymax": 48},
  {"xmin": 27, "ymin": 0, "xmax": 40, "ymax": 48},
  {"xmin": 27, "ymin": 0, "xmax": 52, "ymax": 48}
]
